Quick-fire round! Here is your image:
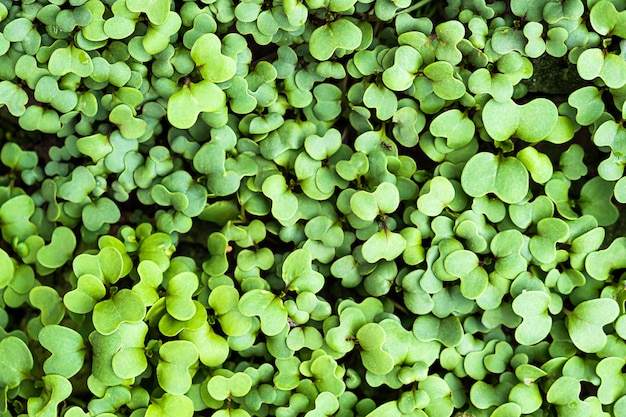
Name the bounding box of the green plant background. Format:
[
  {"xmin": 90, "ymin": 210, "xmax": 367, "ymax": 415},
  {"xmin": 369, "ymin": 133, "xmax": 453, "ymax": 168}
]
[{"xmin": 2, "ymin": 0, "xmax": 626, "ymax": 416}]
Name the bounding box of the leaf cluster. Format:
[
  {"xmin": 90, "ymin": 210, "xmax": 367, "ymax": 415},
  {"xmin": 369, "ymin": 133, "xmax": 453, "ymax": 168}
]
[{"xmin": 3, "ymin": 1, "xmax": 626, "ymax": 417}]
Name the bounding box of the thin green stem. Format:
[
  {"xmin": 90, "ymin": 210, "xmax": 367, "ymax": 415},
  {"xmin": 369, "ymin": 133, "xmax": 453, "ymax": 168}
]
[{"xmin": 395, "ymin": 0, "xmax": 434, "ymax": 16}]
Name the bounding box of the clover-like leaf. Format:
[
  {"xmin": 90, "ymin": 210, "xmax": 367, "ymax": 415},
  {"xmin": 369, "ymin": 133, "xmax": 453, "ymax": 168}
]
[
  {"xmin": 357, "ymin": 323, "xmax": 394, "ymax": 376},
  {"xmin": 382, "ymin": 45, "xmax": 423, "ymax": 91},
  {"xmin": 133, "ymin": 260, "xmax": 163, "ymax": 306},
  {"xmin": 417, "ymin": 176, "xmax": 455, "ymax": 217},
  {"xmin": 491, "ymin": 27, "xmax": 525, "ymax": 55},
  {"xmin": 308, "ymin": 353, "xmax": 346, "ymax": 396},
  {"xmin": 58, "ymin": 166, "xmax": 95, "ymax": 204},
  {"xmin": 239, "ymin": 289, "xmax": 287, "ymax": 336},
  {"xmin": 578, "ymin": 176, "xmax": 619, "ymax": 226},
  {"xmin": 110, "ymin": 321, "xmax": 149, "ymax": 380},
  {"xmin": 482, "ymin": 98, "xmax": 558, "ymax": 143},
  {"xmin": 36, "ymin": 226, "xmax": 76, "ymax": 270},
  {"xmin": 30, "ymin": 286, "xmax": 65, "ymax": 326},
  {"xmin": 566, "ymin": 298, "xmax": 620, "ymax": 353},
  {"xmin": 523, "ymin": 21, "xmax": 546, "ymax": 58},
  {"xmin": 34, "ymin": 76, "xmax": 78, "ymax": 113},
  {"xmin": 568, "ymin": 86, "xmax": 605, "ymax": 126},
  {"xmin": 461, "ymin": 152, "xmax": 529, "ymax": 204},
  {"xmin": 413, "ymin": 314, "xmax": 462, "ymax": 348},
  {"xmin": 350, "ymin": 182, "xmax": 400, "ymax": 221},
  {"xmin": 191, "ymin": 33, "xmax": 237, "ymax": 83},
  {"xmin": 3, "ymin": 18, "xmax": 34, "ymax": 43},
  {"xmin": 103, "ymin": 0, "xmax": 139, "ymax": 39},
  {"xmin": 82, "ymin": 197, "xmax": 122, "ymax": 232},
  {"xmin": 326, "ymin": 306, "xmax": 368, "ymax": 353},
  {"xmin": 64, "ymin": 274, "xmax": 106, "ymax": 314},
  {"xmin": 165, "ymin": 271, "xmax": 198, "ymax": 322},
  {"xmin": 93, "ymin": 289, "xmax": 146, "ymax": 335},
  {"xmin": 577, "ymin": 48, "xmax": 626, "ymax": 89},
  {"xmin": 48, "ymin": 44, "xmax": 93, "ymax": 78},
  {"xmin": 0, "ymin": 81, "xmax": 28, "ymax": 117},
  {"xmin": 110, "ymin": 104, "xmax": 147, "ymax": 140},
  {"xmin": 0, "ymin": 248, "xmax": 14, "ymax": 290},
  {"xmin": 309, "ymin": 19, "xmax": 362, "ymax": 61},
  {"xmin": 304, "ymin": 129, "xmax": 342, "ymax": 161},
  {"xmin": 126, "ymin": 0, "xmax": 170, "ymax": 25},
  {"xmin": 469, "ymin": 68, "xmax": 514, "ymax": 103},
  {"xmin": 516, "ymin": 147, "xmax": 553, "ymax": 184},
  {"xmin": 283, "ymin": 249, "xmax": 324, "ymax": 293},
  {"xmin": 596, "ymin": 356, "xmax": 625, "ymax": 405},
  {"xmin": 435, "ymin": 20, "xmax": 465, "ymax": 65},
  {"xmin": 262, "ymin": 174, "xmax": 299, "ymax": 224},
  {"xmin": 362, "ymin": 230, "xmax": 407, "ymax": 263},
  {"xmin": 589, "ymin": 0, "xmax": 626, "ymax": 38},
  {"xmin": 167, "ymin": 80, "xmax": 227, "ymax": 129},
  {"xmin": 363, "ymin": 83, "xmax": 397, "ymax": 121},
  {"xmin": 18, "ymin": 105, "xmax": 61, "ymax": 134},
  {"xmin": 512, "ymin": 291, "xmax": 551, "ymax": 345},
  {"xmin": 39, "ymin": 325, "xmax": 86, "ymax": 379},
  {"xmin": 547, "ymin": 376, "xmax": 581, "ymax": 405},
  {"xmin": 490, "ymin": 230, "xmax": 527, "ymax": 279},
  {"xmin": 207, "ymin": 373, "xmax": 252, "ymax": 400},
  {"xmin": 0, "ymin": 336, "xmax": 33, "ymax": 389},
  {"xmin": 430, "ymin": 109, "xmax": 475, "ymax": 149},
  {"xmin": 529, "ymin": 218, "xmax": 569, "ymax": 265},
  {"xmin": 180, "ymin": 322, "xmax": 229, "ymax": 367},
  {"xmin": 423, "ymin": 61, "xmax": 466, "ymax": 100},
  {"xmin": 156, "ymin": 340, "xmax": 198, "ymax": 395},
  {"xmin": 568, "ymin": 225, "xmax": 603, "ymax": 272},
  {"xmin": 305, "ymin": 391, "xmax": 339, "ymax": 417},
  {"xmin": 443, "ymin": 250, "xmax": 488, "ymax": 299},
  {"xmin": 145, "ymin": 393, "xmax": 194, "ymax": 417},
  {"xmin": 209, "ymin": 285, "xmax": 253, "ymax": 337}
]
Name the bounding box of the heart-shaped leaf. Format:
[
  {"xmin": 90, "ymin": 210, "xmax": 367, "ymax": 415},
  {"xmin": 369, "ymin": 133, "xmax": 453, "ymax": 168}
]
[
  {"xmin": 0, "ymin": 336, "xmax": 33, "ymax": 389},
  {"xmin": 461, "ymin": 152, "xmax": 529, "ymax": 204},
  {"xmin": 239, "ymin": 289, "xmax": 287, "ymax": 336},
  {"xmin": 93, "ymin": 289, "xmax": 146, "ymax": 335},
  {"xmin": 0, "ymin": 81, "xmax": 28, "ymax": 117},
  {"xmin": 48, "ymin": 44, "xmax": 93, "ymax": 77},
  {"xmin": 36, "ymin": 227, "xmax": 76, "ymax": 270},
  {"xmin": 282, "ymin": 249, "xmax": 324, "ymax": 293},
  {"xmin": 39, "ymin": 325, "xmax": 86, "ymax": 379},
  {"xmin": 111, "ymin": 322, "xmax": 149, "ymax": 379},
  {"xmin": 309, "ymin": 19, "xmax": 362, "ymax": 61},
  {"xmin": 156, "ymin": 340, "xmax": 198, "ymax": 395},
  {"xmin": 126, "ymin": 0, "xmax": 169, "ymax": 25},
  {"xmin": 362, "ymin": 230, "xmax": 407, "ymax": 263},
  {"xmin": 167, "ymin": 80, "xmax": 227, "ymax": 129},
  {"xmin": 165, "ymin": 271, "xmax": 198, "ymax": 321},
  {"xmin": 357, "ymin": 323, "xmax": 395, "ymax": 375},
  {"xmin": 566, "ymin": 298, "xmax": 619, "ymax": 353},
  {"xmin": 512, "ymin": 291, "xmax": 551, "ymax": 345},
  {"xmin": 145, "ymin": 393, "xmax": 194, "ymax": 417},
  {"xmin": 180, "ymin": 322, "xmax": 229, "ymax": 367},
  {"xmin": 64, "ymin": 274, "xmax": 106, "ymax": 314},
  {"xmin": 82, "ymin": 197, "xmax": 122, "ymax": 232},
  {"xmin": 191, "ymin": 33, "xmax": 236, "ymax": 83},
  {"xmin": 207, "ymin": 373, "xmax": 252, "ymax": 400},
  {"xmin": 417, "ymin": 176, "xmax": 456, "ymax": 217}
]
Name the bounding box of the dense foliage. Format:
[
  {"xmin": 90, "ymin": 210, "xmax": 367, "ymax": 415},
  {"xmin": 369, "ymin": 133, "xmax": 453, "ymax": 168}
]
[{"xmin": 2, "ymin": 0, "xmax": 626, "ymax": 416}]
